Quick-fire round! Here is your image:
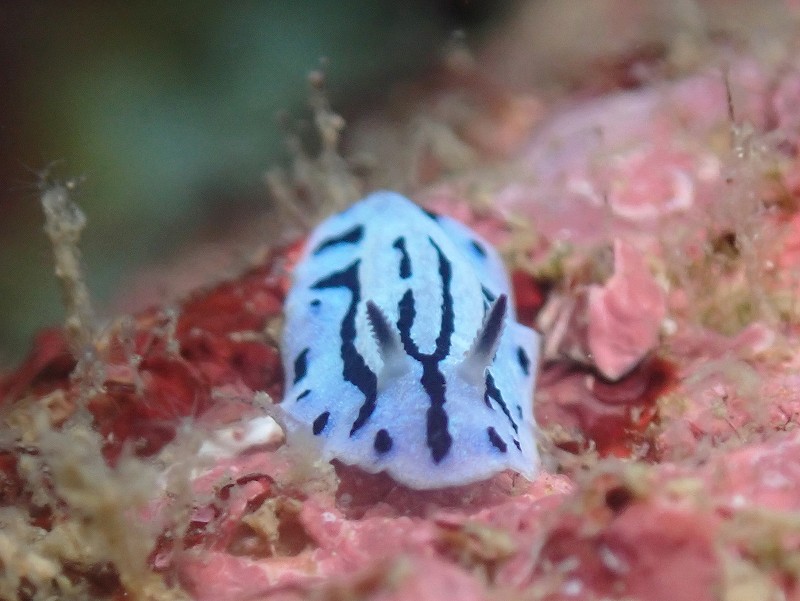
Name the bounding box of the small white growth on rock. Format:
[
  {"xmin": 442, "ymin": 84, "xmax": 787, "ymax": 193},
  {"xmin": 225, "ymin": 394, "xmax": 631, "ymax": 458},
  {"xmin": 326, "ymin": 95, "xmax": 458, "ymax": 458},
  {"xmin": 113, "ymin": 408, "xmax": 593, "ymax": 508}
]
[{"xmin": 197, "ymin": 416, "xmax": 284, "ymax": 460}]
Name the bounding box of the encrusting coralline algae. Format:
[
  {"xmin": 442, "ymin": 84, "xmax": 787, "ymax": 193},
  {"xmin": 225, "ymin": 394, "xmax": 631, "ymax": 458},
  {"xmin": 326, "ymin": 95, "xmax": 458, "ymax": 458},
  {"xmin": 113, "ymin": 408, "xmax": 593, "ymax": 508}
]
[{"xmin": 5, "ymin": 3, "xmax": 800, "ymax": 599}]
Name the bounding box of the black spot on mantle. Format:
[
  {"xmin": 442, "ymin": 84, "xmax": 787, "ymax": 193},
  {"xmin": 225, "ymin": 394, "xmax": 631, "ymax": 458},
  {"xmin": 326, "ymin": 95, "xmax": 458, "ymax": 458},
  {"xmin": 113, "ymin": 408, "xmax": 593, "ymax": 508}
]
[
  {"xmin": 392, "ymin": 237, "xmax": 412, "ymax": 279},
  {"xmin": 516, "ymin": 346, "xmax": 531, "ymax": 375},
  {"xmin": 313, "ymin": 411, "xmax": 330, "ymax": 435},
  {"xmin": 470, "ymin": 240, "xmax": 487, "ymax": 258},
  {"xmin": 374, "ymin": 429, "xmax": 393, "ymax": 454},
  {"xmin": 293, "ymin": 348, "xmax": 309, "ymax": 384},
  {"xmin": 487, "ymin": 426, "xmax": 507, "ymax": 452},
  {"xmin": 312, "ymin": 225, "xmax": 364, "ymax": 256}
]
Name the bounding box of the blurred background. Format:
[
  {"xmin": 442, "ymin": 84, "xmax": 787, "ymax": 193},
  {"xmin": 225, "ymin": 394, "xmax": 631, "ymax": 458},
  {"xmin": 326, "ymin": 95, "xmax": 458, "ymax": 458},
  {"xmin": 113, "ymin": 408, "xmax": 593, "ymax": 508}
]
[
  {"xmin": 1, "ymin": 1, "xmax": 789, "ymax": 366},
  {"xmin": 0, "ymin": 1, "xmax": 513, "ymax": 365}
]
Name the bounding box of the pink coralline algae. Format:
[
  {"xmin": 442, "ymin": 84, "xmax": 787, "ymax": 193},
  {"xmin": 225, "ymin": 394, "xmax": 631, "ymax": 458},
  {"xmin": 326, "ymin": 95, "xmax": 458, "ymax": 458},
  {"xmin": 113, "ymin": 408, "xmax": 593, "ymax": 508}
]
[
  {"xmin": 8, "ymin": 14, "xmax": 800, "ymax": 601},
  {"xmin": 587, "ymin": 239, "xmax": 666, "ymax": 381}
]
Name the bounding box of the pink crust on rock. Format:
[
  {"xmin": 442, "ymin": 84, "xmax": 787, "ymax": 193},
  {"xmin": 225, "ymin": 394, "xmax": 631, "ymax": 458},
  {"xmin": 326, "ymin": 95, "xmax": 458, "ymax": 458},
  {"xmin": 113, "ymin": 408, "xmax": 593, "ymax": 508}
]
[
  {"xmin": 707, "ymin": 429, "xmax": 800, "ymax": 512},
  {"xmin": 537, "ymin": 502, "xmax": 720, "ymax": 601},
  {"xmin": 176, "ymin": 471, "xmax": 574, "ymax": 600},
  {"xmin": 11, "ymin": 12, "xmax": 800, "ymax": 599},
  {"xmin": 587, "ymin": 239, "xmax": 666, "ymax": 381}
]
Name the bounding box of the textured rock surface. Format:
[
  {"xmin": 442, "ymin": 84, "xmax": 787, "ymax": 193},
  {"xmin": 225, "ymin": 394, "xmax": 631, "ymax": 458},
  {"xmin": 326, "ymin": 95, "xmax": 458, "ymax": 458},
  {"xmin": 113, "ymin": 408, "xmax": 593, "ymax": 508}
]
[{"xmin": 5, "ymin": 3, "xmax": 800, "ymax": 600}]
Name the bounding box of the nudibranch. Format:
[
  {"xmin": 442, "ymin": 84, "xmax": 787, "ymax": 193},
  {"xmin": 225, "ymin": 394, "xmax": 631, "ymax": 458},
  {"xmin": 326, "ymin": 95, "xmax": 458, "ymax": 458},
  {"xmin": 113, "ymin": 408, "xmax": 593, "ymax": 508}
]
[{"xmin": 279, "ymin": 191, "xmax": 540, "ymax": 489}]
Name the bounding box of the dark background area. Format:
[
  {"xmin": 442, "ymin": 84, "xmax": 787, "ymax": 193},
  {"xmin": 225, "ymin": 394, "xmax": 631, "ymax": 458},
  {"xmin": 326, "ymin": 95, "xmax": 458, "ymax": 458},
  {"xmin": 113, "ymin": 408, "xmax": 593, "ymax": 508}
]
[{"xmin": 0, "ymin": 1, "xmax": 514, "ymax": 365}]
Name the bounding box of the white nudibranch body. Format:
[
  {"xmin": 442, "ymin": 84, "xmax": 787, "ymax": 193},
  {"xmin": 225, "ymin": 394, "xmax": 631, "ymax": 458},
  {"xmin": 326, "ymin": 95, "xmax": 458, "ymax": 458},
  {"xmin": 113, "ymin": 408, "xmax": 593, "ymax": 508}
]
[{"xmin": 279, "ymin": 191, "xmax": 540, "ymax": 489}]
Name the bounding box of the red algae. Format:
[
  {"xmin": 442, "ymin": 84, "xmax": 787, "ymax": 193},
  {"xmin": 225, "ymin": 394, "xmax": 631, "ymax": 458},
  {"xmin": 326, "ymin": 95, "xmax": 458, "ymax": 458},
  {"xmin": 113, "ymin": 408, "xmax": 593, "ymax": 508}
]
[
  {"xmin": 536, "ymin": 356, "xmax": 675, "ymax": 458},
  {"xmin": 0, "ymin": 328, "xmax": 75, "ymax": 403}
]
